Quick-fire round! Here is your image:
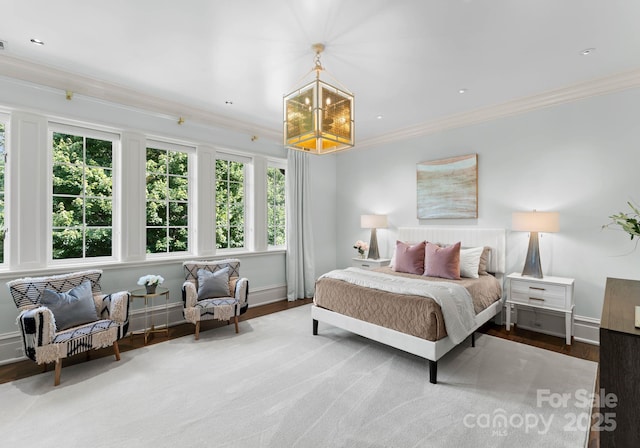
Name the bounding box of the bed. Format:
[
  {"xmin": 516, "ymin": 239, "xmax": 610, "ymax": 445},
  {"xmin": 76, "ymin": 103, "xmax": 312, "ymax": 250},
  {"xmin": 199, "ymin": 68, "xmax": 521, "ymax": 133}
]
[{"xmin": 312, "ymin": 227, "xmax": 506, "ymax": 384}]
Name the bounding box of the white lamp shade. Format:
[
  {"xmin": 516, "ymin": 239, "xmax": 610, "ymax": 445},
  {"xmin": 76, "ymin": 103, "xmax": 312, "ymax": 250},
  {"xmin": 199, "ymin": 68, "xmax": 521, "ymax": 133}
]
[
  {"xmin": 512, "ymin": 211, "xmax": 560, "ymax": 233},
  {"xmin": 360, "ymin": 214, "xmax": 388, "ymax": 229}
]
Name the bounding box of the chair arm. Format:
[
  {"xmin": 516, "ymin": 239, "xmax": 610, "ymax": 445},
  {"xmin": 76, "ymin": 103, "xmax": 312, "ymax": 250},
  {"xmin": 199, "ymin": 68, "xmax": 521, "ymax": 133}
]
[
  {"xmin": 94, "ymin": 291, "xmax": 130, "ymax": 324},
  {"xmin": 232, "ymin": 277, "xmax": 249, "ymax": 308},
  {"xmin": 17, "ymin": 306, "xmax": 56, "ymax": 348},
  {"xmin": 182, "ymin": 281, "xmax": 197, "ymax": 308}
]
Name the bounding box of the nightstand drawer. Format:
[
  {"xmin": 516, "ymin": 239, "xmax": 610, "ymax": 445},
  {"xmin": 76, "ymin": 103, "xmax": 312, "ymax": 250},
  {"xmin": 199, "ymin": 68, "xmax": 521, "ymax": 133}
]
[
  {"xmin": 506, "ymin": 273, "xmax": 575, "ymax": 345},
  {"xmin": 352, "ymin": 258, "xmax": 390, "ymax": 270},
  {"xmin": 510, "ymin": 280, "xmax": 568, "ymax": 309}
]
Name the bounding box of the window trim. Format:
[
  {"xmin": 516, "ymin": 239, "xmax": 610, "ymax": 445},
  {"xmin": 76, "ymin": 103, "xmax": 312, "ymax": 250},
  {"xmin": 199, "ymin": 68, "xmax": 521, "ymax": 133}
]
[
  {"xmin": 215, "ymin": 151, "xmax": 251, "ymax": 252},
  {"xmin": 266, "ymin": 159, "xmax": 287, "ymax": 249},
  {"xmin": 0, "ymin": 114, "xmax": 8, "ymax": 266},
  {"xmin": 144, "ymin": 140, "xmax": 194, "ymax": 257},
  {"xmin": 48, "ymin": 123, "xmax": 121, "ymax": 264}
]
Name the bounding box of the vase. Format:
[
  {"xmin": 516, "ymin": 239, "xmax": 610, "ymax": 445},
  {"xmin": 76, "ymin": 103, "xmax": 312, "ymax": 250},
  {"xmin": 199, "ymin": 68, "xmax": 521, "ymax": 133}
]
[
  {"xmin": 359, "ymin": 253, "xmax": 365, "ymax": 259},
  {"xmin": 145, "ymin": 284, "xmax": 157, "ymax": 294}
]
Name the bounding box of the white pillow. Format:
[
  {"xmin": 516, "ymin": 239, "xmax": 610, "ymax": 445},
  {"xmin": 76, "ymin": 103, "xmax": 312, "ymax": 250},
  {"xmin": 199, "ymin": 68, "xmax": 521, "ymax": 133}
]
[
  {"xmin": 459, "ymin": 246, "xmax": 484, "ymax": 279},
  {"xmin": 389, "ymin": 246, "xmax": 397, "ymax": 269}
]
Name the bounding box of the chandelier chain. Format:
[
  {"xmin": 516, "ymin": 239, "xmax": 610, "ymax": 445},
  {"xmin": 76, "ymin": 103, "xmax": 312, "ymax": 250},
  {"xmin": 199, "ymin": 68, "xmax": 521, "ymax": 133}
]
[{"xmin": 314, "ymin": 51, "xmax": 323, "ymax": 71}]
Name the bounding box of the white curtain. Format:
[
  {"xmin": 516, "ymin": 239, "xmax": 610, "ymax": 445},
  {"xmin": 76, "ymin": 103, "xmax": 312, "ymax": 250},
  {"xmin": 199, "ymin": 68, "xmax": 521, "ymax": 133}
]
[{"xmin": 286, "ymin": 150, "xmax": 316, "ymax": 301}]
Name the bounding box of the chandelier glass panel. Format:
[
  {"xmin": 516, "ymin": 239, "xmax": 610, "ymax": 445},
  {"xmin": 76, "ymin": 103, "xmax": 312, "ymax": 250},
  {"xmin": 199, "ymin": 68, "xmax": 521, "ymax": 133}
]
[{"xmin": 283, "ymin": 44, "xmax": 355, "ymax": 155}]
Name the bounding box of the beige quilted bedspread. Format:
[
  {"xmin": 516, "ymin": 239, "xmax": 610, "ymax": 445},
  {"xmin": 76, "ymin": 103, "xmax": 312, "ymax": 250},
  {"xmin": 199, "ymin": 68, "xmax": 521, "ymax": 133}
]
[{"xmin": 313, "ymin": 267, "xmax": 501, "ymax": 342}]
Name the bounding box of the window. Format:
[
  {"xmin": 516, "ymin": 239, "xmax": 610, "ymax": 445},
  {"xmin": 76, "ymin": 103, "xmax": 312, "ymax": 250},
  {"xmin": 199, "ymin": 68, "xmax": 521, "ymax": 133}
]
[
  {"xmin": 146, "ymin": 143, "xmax": 190, "ymax": 254},
  {"xmin": 0, "ymin": 121, "xmax": 5, "ymax": 263},
  {"xmin": 267, "ymin": 165, "xmax": 286, "ymax": 247},
  {"xmin": 51, "ymin": 129, "xmax": 115, "ymax": 260},
  {"xmin": 216, "ymin": 157, "xmax": 245, "ymax": 250}
]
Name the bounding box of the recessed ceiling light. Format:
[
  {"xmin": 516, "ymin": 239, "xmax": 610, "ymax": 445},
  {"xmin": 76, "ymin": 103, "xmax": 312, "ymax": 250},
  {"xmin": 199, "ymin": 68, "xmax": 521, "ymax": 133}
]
[
  {"xmin": 581, "ymin": 48, "xmax": 595, "ymax": 55},
  {"xmin": 30, "ymin": 38, "xmax": 44, "ymax": 45},
  {"xmin": 458, "ymin": 88, "xmax": 467, "ymax": 94},
  {"xmin": 376, "ymin": 115, "xmax": 383, "ymax": 120}
]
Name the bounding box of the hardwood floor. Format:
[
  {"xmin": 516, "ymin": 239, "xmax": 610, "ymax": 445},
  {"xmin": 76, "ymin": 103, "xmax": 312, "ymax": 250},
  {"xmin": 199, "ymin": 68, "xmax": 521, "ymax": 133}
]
[
  {"xmin": 478, "ymin": 321, "xmax": 599, "ymax": 362},
  {"xmin": 0, "ymin": 301, "xmax": 599, "ymax": 446}
]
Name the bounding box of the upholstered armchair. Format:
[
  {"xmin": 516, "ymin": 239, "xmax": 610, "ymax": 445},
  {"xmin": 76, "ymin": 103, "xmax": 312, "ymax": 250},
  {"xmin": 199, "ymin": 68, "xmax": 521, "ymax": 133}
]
[
  {"xmin": 7, "ymin": 270, "xmax": 130, "ymax": 386},
  {"xmin": 182, "ymin": 259, "xmax": 249, "ymax": 340}
]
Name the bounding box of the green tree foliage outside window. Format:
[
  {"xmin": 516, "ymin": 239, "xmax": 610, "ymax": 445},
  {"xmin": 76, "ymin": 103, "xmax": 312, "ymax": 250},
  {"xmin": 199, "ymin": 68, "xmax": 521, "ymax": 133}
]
[
  {"xmin": 52, "ymin": 133, "xmax": 113, "ymax": 259},
  {"xmin": 267, "ymin": 167, "xmax": 286, "ymax": 246},
  {"xmin": 146, "ymin": 147, "xmax": 189, "ymax": 253},
  {"xmin": 0, "ymin": 123, "xmax": 5, "ymax": 263},
  {"xmin": 216, "ymin": 159, "xmax": 244, "ymax": 249}
]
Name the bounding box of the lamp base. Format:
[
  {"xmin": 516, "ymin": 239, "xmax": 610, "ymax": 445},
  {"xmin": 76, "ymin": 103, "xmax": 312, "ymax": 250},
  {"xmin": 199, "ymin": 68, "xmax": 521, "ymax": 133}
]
[
  {"xmin": 368, "ymin": 228, "xmax": 380, "ymax": 260},
  {"xmin": 521, "ymin": 231, "xmax": 543, "ymax": 278}
]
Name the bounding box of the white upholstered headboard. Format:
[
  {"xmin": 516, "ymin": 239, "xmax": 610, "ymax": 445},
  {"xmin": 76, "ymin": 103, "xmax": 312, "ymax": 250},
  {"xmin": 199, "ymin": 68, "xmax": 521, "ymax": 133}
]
[{"xmin": 397, "ymin": 227, "xmax": 506, "ymax": 278}]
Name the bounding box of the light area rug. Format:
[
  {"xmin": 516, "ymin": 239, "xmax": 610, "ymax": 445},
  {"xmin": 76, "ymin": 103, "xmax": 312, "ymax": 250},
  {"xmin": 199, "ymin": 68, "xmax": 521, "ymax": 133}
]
[{"xmin": 0, "ymin": 304, "xmax": 597, "ymax": 448}]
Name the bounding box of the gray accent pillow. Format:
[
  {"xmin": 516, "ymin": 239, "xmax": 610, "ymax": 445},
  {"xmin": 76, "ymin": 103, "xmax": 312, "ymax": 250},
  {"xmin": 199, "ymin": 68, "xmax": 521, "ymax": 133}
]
[
  {"xmin": 478, "ymin": 246, "xmax": 492, "ymax": 275},
  {"xmin": 41, "ymin": 280, "xmax": 99, "ymax": 331},
  {"xmin": 197, "ymin": 267, "xmax": 230, "ymax": 300}
]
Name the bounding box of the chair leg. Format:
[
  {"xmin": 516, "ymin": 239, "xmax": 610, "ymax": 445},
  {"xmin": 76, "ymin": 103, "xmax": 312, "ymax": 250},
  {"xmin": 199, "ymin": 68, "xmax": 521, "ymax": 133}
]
[
  {"xmin": 234, "ymin": 315, "xmax": 239, "ymax": 334},
  {"xmin": 42, "ymin": 363, "xmax": 48, "ymax": 373},
  {"xmin": 195, "ymin": 322, "xmax": 200, "ymax": 340},
  {"xmin": 113, "ymin": 341, "xmax": 121, "ymax": 361},
  {"xmin": 54, "ymin": 359, "xmax": 62, "ymax": 386}
]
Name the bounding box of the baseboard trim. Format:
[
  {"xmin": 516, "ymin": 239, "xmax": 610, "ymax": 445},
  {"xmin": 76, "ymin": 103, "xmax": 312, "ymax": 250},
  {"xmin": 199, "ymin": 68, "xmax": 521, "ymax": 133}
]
[
  {"xmin": 507, "ymin": 304, "xmax": 600, "ymax": 346},
  {"xmin": 249, "ymin": 284, "xmax": 287, "ymax": 307},
  {"xmin": 0, "ymin": 331, "xmax": 25, "ymax": 366},
  {"xmin": 573, "ymin": 315, "xmax": 600, "ymax": 346},
  {"xmin": 126, "ymin": 283, "xmax": 287, "ymax": 331}
]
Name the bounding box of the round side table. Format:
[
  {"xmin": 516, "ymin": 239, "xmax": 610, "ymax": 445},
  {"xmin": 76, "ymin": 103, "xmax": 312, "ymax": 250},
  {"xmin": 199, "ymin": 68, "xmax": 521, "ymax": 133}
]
[{"xmin": 129, "ymin": 287, "xmax": 170, "ymax": 345}]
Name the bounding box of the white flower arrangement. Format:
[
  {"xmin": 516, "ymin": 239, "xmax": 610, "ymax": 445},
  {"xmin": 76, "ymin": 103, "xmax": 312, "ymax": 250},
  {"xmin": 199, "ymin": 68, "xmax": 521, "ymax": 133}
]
[{"xmin": 137, "ymin": 274, "xmax": 165, "ymax": 287}]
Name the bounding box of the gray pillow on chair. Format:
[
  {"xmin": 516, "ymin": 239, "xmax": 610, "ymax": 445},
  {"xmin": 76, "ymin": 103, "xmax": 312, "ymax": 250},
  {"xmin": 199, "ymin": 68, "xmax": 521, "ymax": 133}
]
[
  {"xmin": 41, "ymin": 280, "xmax": 99, "ymax": 331},
  {"xmin": 197, "ymin": 267, "xmax": 230, "ymax": 300}
]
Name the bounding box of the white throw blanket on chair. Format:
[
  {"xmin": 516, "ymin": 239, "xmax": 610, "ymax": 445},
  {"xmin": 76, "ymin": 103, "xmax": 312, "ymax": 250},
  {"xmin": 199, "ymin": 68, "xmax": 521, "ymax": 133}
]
[{"xmin": 320, "ymin": 267, "xmax": 477, "ymax": 344}]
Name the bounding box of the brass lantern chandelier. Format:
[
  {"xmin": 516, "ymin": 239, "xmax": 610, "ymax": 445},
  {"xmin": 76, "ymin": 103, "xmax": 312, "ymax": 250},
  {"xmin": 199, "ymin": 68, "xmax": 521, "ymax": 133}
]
[{"xmin": 283, "ymin": 43, "xmax": 355, "ymax": 154}]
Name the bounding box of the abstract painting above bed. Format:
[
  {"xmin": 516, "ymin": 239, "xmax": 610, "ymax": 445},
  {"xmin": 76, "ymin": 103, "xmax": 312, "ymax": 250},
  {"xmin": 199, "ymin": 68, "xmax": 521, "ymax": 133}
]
[{"xmin": 417, "ymin": 154, "xmax": 478, "ymax": 219}]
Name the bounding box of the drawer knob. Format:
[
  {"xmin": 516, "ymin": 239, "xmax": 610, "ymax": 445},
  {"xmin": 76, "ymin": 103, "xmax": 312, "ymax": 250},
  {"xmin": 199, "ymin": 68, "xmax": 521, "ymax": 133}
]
[
  {"xmin": 529, "ymin": 286, "xmax": 546, "ymax": 291},
  {"xmin": 529, "ymin": 297, "xmax": 545, "ymax": 301}
]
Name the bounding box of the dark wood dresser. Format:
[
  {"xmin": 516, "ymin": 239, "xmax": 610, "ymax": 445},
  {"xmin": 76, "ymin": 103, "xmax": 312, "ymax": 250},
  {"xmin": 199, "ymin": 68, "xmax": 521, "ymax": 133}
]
[{"xmin": 600, "ymin": 277, "xmax": 640, "ymax": 447}]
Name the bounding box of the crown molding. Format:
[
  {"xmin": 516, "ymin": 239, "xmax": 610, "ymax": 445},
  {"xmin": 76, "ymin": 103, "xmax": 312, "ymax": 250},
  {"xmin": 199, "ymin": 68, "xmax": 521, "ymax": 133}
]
[
  {"xmin": 0, "ymin": 54, "xmax": 282, "ymax": 141},
  {"xmin": 357, "ymin": 68, "xmax": 640, "ymax": 149},
  {"xmin": 1, "ymin": 54, "xmax": 639, "ymax": 149}
]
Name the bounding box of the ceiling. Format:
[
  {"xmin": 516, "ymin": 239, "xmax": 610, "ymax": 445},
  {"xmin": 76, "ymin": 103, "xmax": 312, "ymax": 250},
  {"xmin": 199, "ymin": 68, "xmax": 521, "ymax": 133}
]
[{"xmin": 1, "ymin": 0, "xmax": 639, "ymax": 146}]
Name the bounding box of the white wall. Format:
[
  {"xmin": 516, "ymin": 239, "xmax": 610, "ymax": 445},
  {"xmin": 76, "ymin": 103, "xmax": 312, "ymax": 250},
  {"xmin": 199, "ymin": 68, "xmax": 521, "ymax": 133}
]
[
  {"xmin": 0, "ymin": 75, "xmax": 337, "ymax": 363},
  {"xmin": 335, "ymin": 88, "xmax": 640, "ymax": 321}
]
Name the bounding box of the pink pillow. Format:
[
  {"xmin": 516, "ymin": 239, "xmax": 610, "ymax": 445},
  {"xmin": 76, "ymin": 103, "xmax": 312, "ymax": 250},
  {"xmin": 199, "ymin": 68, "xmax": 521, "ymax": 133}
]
[
  {"xmin": 424, "ymin": 241, "xmax": 461, "ymax": 280},
  {"xmin": 393, "ymin": 240, "xmax": 426, "ymax": 275}
]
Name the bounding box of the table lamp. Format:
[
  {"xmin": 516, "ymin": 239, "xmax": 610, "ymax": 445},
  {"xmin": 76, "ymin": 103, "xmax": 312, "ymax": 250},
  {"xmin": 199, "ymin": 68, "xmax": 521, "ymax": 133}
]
[
  {"xmin": 512, "ymin": 210, "xmax": 560, "ymax": 278},
  {"xmin": 360, "ymin": 214, "xmax": 388, "ymax": 260}
]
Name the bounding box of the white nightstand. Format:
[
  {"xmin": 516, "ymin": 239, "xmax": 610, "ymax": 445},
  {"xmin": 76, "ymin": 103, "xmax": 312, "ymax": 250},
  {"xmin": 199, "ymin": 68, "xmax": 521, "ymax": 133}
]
[
  {"xmin": 352, "ymin": 258, "xmax": 390, "ymax": 270},
  {"xmin": 506, "ymin": 273, "xmax": 575, "ymax": 345}
]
